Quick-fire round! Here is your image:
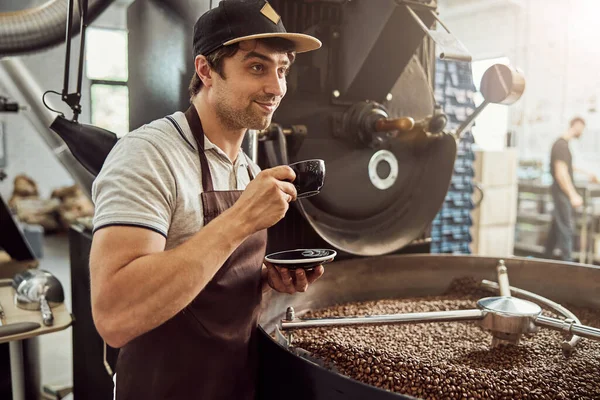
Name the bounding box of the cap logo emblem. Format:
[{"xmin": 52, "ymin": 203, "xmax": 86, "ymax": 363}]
[{"xmin": 260, "ymin": 2, "xmax": 281, "ymax": 25}]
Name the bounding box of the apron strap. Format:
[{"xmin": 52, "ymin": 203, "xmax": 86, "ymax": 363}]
[
  {"xmin": 184, "ymin": 106, "xmax": 215, "ymax": 193},
  {"xmin": 179, "ymin": 106, "xmax": 255, "ymax": 189}
]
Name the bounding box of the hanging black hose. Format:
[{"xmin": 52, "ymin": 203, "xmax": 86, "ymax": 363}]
[{"xmin": 46, "ymin": 0, "xmax": 118, "ymax": 176}]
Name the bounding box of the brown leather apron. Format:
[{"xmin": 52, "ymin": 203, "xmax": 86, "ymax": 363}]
[{"xmin": 115, "ymin": 106, "xmax": 267, "ymax": 400}]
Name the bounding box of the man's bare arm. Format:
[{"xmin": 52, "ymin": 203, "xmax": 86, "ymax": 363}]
[
  {"xmin": 574, "ymin": 166, "xmax": 599, "ymax": 183},
  {"xmin": 91, "ymin": 166, "xmax": 297, "ymax": 348},
  {"xmin": 91, "ymin": 207, "xmax": 252, "ymax": 348},
  {"xmin": 555, "ymin": 160, "xmax": 578, "ymax": 198}
]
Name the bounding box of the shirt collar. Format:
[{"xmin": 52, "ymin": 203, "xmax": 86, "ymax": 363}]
[
  {"xmin": 175, "ymin": 111, "xmax": 248, "ymax": 167},
  {"xmin": 204, "ymin": 135, "xmax": 248, "ymax": 167}
]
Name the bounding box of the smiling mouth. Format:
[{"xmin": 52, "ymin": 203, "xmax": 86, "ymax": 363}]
[{"xmin": 255, "ymin": 101, "xmax": 277, "ymax": 112}]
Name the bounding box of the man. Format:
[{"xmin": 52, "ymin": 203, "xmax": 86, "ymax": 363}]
[
  {"xmin": 89, "ymin": 1, "xmax": 323, "ymax": 399},
  {"xmin": 544, "ymin": 117, "xmax": 598, "ymax": 261}
]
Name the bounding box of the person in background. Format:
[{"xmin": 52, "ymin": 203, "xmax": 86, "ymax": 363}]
[{"xmin": 544, "ymin": 117, "xmax": 598, "ymax": 261}]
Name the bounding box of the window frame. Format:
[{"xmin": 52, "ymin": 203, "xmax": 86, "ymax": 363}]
[{"xmin": 86, "ymin": 26, "xmax": 129, "ymax": 136}]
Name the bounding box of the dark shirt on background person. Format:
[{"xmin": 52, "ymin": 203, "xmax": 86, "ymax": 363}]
[{"xmin": 550, "ymin": 138, "xmax": 573, "ymax": 187}]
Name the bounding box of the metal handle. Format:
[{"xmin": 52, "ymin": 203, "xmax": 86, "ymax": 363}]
[
  {"xmin": 40, "ymin": 295, "xmax": 54, "ymax": 327},
  {"xmin": 374, "ymin": 117, "xmax": 415, "ymax": 133},
  {"xmin": 374, "ymin": 113, "xmax": 448, "ymax": 138},
  {"xmin": 0, "ymin": 322, "xmax": 41, "ymax": 338},
  {"xmin": 280, "ymin": 309, "xmax": 484, "ymax": 330},
  {"xmin": 453, "ymin": 100, "xmax": 489, "ymax": 140},
  {"xmin": 534, "ymin": 315, "xmax": 600, "ymax": 341}
]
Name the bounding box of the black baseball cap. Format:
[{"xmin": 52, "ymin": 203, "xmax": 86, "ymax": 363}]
[{"xmin": 192, "ymin": 0, "xmax": 322, "ymax": 57}]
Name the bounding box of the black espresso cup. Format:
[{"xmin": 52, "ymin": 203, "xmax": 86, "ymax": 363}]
[{"xmin": 288, "ymin": 159, "xmax": 325, "ymax": 199}]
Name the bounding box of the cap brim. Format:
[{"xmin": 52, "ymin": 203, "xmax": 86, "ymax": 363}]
[{"xmin": 223, "ymin": 32, "xmax": 322, "ymax": 53}]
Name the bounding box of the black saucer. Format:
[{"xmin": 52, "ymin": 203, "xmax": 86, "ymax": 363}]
[{"xmin": 265, "ymin": 249, "xmax": 336, "ymax": 270}]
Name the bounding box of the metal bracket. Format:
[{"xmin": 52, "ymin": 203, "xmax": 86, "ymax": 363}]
[
  {"xmin": 404, "ymin": 4, "xmax": 472, "ymax": 63},
  {"xmin": 395, "ymin": 0, "xmax": 438, "ymax": 11},
  {"xmin": 274, "ymin": 325, "xmax": 290, "ymax": 348}
]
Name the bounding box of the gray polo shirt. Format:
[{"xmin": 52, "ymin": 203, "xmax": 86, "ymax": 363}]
[{"xmin": 92, "ymin": 111, "xmax": 261, "ymax": 249}]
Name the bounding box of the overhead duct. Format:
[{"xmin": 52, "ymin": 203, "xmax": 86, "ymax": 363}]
[{"xmin": 0, "ymin": 0, "xmax": 115, "ymax": 56}]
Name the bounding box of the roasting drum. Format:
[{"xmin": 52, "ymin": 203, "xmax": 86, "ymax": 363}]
[{"xmin": 257, "ymin": 255, "xmax": 600, "ymax": 399}]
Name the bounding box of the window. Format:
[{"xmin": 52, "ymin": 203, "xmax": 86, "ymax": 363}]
[
  {"xmin": 471, "ymin": 57, "xmax": 510, "ymax": 150},
  {"xmin": 86, "ymin": 27, "xmax": 129, "ymax": 137}
]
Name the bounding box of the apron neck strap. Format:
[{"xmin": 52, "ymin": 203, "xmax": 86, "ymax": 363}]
[
  {"xmin": 185, "ymin": 105, "xmax": 256, "ymax": 190},
  {"xmin": 185, "ymin": 106, "xmax": 214, "ymax": 192}
]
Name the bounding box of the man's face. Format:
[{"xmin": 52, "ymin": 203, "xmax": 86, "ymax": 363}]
[
  {"xmin": 573, "ymin": 121, "xmax": 585, "ymax": 139},
  {"xmin": 210, "ymin": 41, "xmax": 290, "ymax": 131}
]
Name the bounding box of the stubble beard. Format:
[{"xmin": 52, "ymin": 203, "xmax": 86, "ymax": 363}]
[{"xmin": 215, "ymin": 97, "xmax": 273, "ymax": 131}]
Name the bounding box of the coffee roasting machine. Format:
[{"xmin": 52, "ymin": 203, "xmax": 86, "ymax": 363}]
[
  {"xmin": 249, "ymin": 1, "xmax": 599, "ymax": 399},
  {"xmin": 1, "ymin": 0, "xmax": 599, "ymax": 399}
]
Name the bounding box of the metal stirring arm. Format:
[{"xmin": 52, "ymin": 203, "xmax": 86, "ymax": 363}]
[
  {"xmin": 534, "ymin": 315, "xmax": 600, "ymax": 341},
  {"xmin": 280, "ymin": 309, "xmax": 484, "ymax": 330}
]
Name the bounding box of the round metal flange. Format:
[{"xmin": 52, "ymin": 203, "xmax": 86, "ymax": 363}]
[{"xmin": 368, "ymin": 150, "xmax": 398, "ymax": 190}]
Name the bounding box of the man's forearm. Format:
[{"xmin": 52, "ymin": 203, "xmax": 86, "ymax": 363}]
[
  {"xmin": 94, "ymin": 207, "xmax": 254, "ymax": 347},
  {"xmin": 573, "ymin": 166, "xmax": 591, "ymax": 175},
  {"xmin": 556, "ymin": 168, "xmax": 578, "ymax": 198},
  {"xmin": 574, "ymin": 167, "xmax": 598, "ymax": 182}
]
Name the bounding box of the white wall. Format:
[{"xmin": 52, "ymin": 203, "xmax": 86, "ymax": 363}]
[
  {"xmin": 439, "ymin": 0, "xmax": 600, "ymax": 180},
  {"xmin": 0, "ymin": 1, "xmax": 128, "ymax": 201}
]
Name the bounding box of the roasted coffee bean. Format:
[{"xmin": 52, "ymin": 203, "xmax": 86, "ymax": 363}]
[{"xmin": 291, "ymin": 278, "xmax": 600, "ymax": 399}]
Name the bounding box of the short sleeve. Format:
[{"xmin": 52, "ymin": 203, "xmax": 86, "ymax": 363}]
[
  {"xmin": 92, "ymin": 136, "xmax": 176, "ymax": 237},
  {"xmin": 553, "ymin": 140, "xmax": 569, "ymax": 164}
]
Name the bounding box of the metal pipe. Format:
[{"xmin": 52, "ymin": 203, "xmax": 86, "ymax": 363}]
[
  {"xmin": 63, "ymin": 0, "xmax": 75, "ymax": 97},
  {"xmin": 280, "ymin": 309, "xmax": 484, "ymax": 330},
  {"xmin": 74, "ymin": 0, "xmax": 88, "ymax": 121},
  {"xmin": 9, "ymin": 341, "xmax": 25, "ymax": 400},
  {"xmin": 570, "ymin": 323, "xmax": 600, "ymax": 340},
  {"xmin": 496, "ymin": 260, "xmax": 511, "ymax": 297},
  {"xmin": 481, "ymin": 279, "xmax": 582, "ymax": 352},
  {"xmin": 0, "ymin": 0, "xmax": 115, "ymax": 56},
  {"xmin": 403, "ymin": 3, "xmax": 472, "ymax": 62},
  {"xmin": 535, "ymin": 315, "xmax": 600, "ymax": 341},
  {"xmin": 245, "ymin": 130, "xmax": 259, "ymax": 164},
  {"xmin": 453, "ymin": 99, "xmax": 489, "ymax": 139}
]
